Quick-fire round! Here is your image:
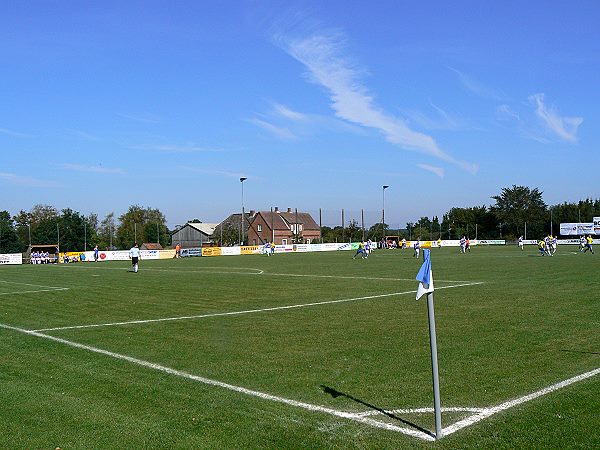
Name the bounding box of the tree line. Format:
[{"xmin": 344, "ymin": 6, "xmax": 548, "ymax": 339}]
[
  {"xmin": 1, "ymin": 186, "xmax": 599, "ymax": 253},
  {"xmin": 0, "ymin": 205, "xmax": 169, "ymax": 253},
  {"xmin": 322, "ymin": 185, "xmax": 600, "ymax": 242}
]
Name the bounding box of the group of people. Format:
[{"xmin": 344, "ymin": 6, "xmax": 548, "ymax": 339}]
[
  {"xmin": 30, "ymin": 250, "xmax": 52, "ymax": 264},
  {"xmin": 580, "ymin": 235, "xmax": 595, "ymax": 254},
  {"xmin": 262, "ymin": 242, "xmax": 276, "ymax": 256},
  {"xmin": 537, "ymin": 235, "xmax": 558, "ymax": 256},
  {"xmin": 353, "ymin": 240, "xmax": 373, "ymax": 259},
  {"xmin": 459, "ymin": 236, "xmax": 471, "ymax": 253}
]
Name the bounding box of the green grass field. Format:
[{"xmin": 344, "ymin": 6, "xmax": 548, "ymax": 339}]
[{"xmin": 1, "ymin": 245, "xmax": 599, "ymax": 448}]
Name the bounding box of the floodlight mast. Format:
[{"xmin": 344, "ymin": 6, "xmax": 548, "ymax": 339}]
[{"xmin": 240, "ymin": 177, "xmax": 247, "ymax": 245}]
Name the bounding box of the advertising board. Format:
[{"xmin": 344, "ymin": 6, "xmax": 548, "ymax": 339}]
[{"xmin": 0, "ymin": 253, "xmax": 23, "ymax": 265}]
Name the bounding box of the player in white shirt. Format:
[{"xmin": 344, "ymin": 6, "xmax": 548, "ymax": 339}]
[
  {"xmin": 518, "ymin": 236, "xmax": 524, "ymax": 251},
  {"xmin": 460, "ymin": 236, "xmax": 467, "ymax": 254},
  {"xmin": 413, "ymin": 239, "xmax": 421, "ymax": 258},
  {"xmin": 129, "ymin": 243, "xmax": 141, "ymax": 273},
  {"xmin": 579, "ymin": 236, "xmax": 586, "ymax": 252}
]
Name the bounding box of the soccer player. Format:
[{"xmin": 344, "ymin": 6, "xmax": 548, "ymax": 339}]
[
  {"xmin": 401, "ymin": 238, "xmax": 407, "ymax": 250},
  {"xmin": 518, "ymin": 235, "xmax": 524, "ymax": 251},
  {"xmin": 129, "ymin": 243, "xmax": 141, "ymax": 273},
  {"xmin": 579, "ymin": 235, "xmax": 586, "ymax": 252},
  {"xmin": 94, "ymin": 244, "xmax": 99, "ymax": 262},
  {"xmin": 551, "ymin": 236, "xmax": 557, "ymax": 255},
  {"xmin": 538, "ymin": 239, "xmax": 546, "ymax": 256},
  {"xmin": 413, "ymin": 239, "xmax": 421, "ymax": 258},
  {"xmin": 466, "ymin": 237, "xmax": 471, "ymax": 253},
  {"xmin": 544, "ymin": 235, "xmax": 552, "ymax": 256},
  {"xmin": 364, "ymin": 240, "xmax": 371, "ymax": 258},
  {"xmin": 353, "ymin": 241, "xmax": 366, "ymax": 259},
  {"xmin": 460, "ymin": 236, "xmax": 466, "ymax": 254},
  {"xmin": 583, "ymin": 235, "xmax": 594, "ymax": 254},
  {"xmin": 437, "ymin": 238, "xmax": 442, "ymax": 249}
]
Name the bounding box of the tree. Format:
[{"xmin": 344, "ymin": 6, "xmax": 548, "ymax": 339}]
[
  {"xmin": 491, "ymin": 185, "xmax": 547, "ymax": 238},
  {"xmin": 97, "ymin": 212, "xmax": 116, "ymax": 250},
  {"xmin": 116, "ymin": 205, "xmax": 167, "ymax": 249},
  {"xmin": 57, "ymin": 208, "xmax": 87, "ymax": 252},
  {"xmin": 0, "ymin": 211, "xmax": 24, "ymax": 253}
]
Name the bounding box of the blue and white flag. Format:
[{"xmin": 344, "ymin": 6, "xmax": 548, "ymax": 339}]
[{"xmin": 416, "ymin": 249, "xmax": 434, "ymax": 300}]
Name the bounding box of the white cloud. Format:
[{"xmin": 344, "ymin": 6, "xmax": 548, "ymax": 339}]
[
  {"xmin": 279, "ymin": 32, "xmax": 477, "ymax": 174},
  {"xmin": 0, "ymin": 127, "xmax": 31, "ymax": 138},
  {"xmin": 116, "ymin": 112, "xmax": 160, "ymax": 124},
  {"xmin": 60, "ymin": 163, "xmax": 125, "ymax": 174},
  {"xmin": 529, "ymin": 93, "xmax": 583, "ymax": 143},
  {"xmin": 416, "ymin": 163, "xmax": 444, "ymax": 178},
  {"xmin": 130, "ymin": 144, "xmax": 224, "ymax": 153},
  {"xmin": 496, "ymin": 104, "xmax": 520, "ymax": 121},
  {"xmin": 0, "ymin": 172, "xmax": 57, "ymax": 187},
  {"xmin": 273, "ymin": 104, "xmax": 308, "ymax": 121},
  {"xmin": 448, "ymin": 66, "xmax": 504, "ymax": 101},
  {"xmin": 248, "ymin": 117, "xmax": 297, "ymax": 140}
]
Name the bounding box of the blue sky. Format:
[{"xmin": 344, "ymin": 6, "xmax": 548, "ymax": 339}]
[{"xmin": 1, "ymin": 1, "xmax": 598, "ymax": 228}]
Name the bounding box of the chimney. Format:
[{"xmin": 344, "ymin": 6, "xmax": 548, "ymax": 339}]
[
  {"xmin": 275, "ymin": 207, "xmax": 279, "ymax": 213},
  {"xmin": 287, "ymin": 207, "xmax": 292, "ymax": 213},
  {"xmin": 249, "ymin": 210, "xmax": 255, "ymax": 216}
]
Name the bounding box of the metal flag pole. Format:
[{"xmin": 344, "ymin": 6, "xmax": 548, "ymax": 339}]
[
  {"xmin": 426, "ymin": 290, "xmax": 443, "ymax": 439},
  {"xmin": 417, "ymin": 249, "xmax": 442, "ymax": 440}
]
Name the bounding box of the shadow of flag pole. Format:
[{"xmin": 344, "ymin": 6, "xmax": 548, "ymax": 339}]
[{"xmin": 416, "ymin": 249, "xmax": 443, "ymax": 439}]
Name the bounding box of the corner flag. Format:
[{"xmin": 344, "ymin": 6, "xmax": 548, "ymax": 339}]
[{"xmin": 416, "ymin": 249, "xmax": 434, "ymax": 300}]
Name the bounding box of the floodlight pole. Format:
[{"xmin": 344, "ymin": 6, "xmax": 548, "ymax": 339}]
[
  {"xmin": 240, "ymin": 177, "xmax": 247, "ymax": 245},
  {"xmin": 427, "ymin": 290, "xmax": 443, "ymax": 439},
  {"xmin": 382, "ymin": 185, "xmax": 389, "ymax": 243}
]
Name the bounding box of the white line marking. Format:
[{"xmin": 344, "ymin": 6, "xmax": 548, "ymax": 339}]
[
  {"xmin": 0, "ymin": 288, "xmax": 69, "ymax": 296},
  {"xmin": 53, "ymin": 264, "xmax": 472, "ymax": 283},
  {"xmin": 54, "ymin": 265, "xmax": 265, "ymax": 276},
  {"xmin": 356, "ymin": 406, "xmax": 487, "ymax": 417},
  {"xmin": 0, "ymin": 280, "xmax": 69, "ymax": 290},
  {"xmin": 442, "ymin": 367, "xmax": 600, "ymax": 436},
  {"xmin": 0, "ymin": 280, "xmax": 69, "ymax": 296},
  {"xmin": 0, "ymin": 322, "xmax": 434, "ymax": 441},
  {"xmin": 32, "ymin": 282, "xmax": 483, "ymax": 332}
]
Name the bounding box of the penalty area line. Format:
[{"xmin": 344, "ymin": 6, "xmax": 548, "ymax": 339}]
[
  {"xmin": 32, "ymin": 282, "xmax": 484, "ymax": 332},
  {"xmin": 0, "ymin": 322, "xmax": 435, "ymax": 441}
]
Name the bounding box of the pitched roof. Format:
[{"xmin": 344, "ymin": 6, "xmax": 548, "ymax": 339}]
[
  {"xmin": 251, "ymin": 211, "xmax": 320, "ymax": 231},
  {"xmin": 141, "ymin": 242, "xmax": 163, "ymax": 250},
  {"xmin": 185, "ymin": 222, "xmax": 218, "ymax": 235}
]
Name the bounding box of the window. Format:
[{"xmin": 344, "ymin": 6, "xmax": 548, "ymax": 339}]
[
  {"xmin": 282, "ymin": 239, "xmax": 287, "ymax": 245},
  {"xmin": 257, "ymin": 224, "xmax": 262, "ymax": 232}
]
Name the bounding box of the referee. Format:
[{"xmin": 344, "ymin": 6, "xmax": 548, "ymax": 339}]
[{"xmin": 129, "ymin": 243, "xmax": 141, "ymax": 273}]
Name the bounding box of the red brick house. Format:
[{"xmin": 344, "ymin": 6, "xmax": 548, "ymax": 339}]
[{"xmin": 247, "ymin": 208, "xmax": 321, "ymax": 245}]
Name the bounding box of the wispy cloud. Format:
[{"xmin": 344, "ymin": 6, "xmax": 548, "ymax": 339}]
[
  {"xmin": 496, "ymin": 104, "xmax": 520, "ymax": 121},
  {"xmin": 248, "ymin": 117, "xmax": 297, "ymax": 140},
  {"xmin": 529, "ymin": 93, "xmax": 583, "ymax": 143},
  {"xmin": 181, "ymin": 167, "xmax": 262, "ymax": 181},
  {"xmin": 130, "ymin": 143, "xmax": 224, "ymax": 153},
  {"xmin": 417, "ymin": 163, "xmax": 444, "ymax": 178},
  {"xmin": 0, "ymin": 172, "xmax": 57, "ymax": 187},
  {"xmin": 403, "ymin": 99, "xmax": 467, "ymax": 131},
  {"xmin": 60, "ymin": 163, "xmax": 125, "ymax": 174},
  {"xmin": 65, "ymin": 129, "xmax": 100, "ymax": 141},
  {"xmin": 448, "ymin": 66, "xmax": 504, "ymax": 101},
  {"xmin": 0, "ymin": 127, "xmax": 31, "ymax": 138},
  {"xmin": 117, "ymin": 112, "xmax": 160, "ymax": 124},
  {"xmin": 277, "ymin": 32, "xmax": 477, "ymax": 174},
  {"xmin": 273, "ymin": 103, "xmax": 308, "ymax": 121}
]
